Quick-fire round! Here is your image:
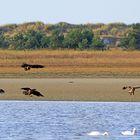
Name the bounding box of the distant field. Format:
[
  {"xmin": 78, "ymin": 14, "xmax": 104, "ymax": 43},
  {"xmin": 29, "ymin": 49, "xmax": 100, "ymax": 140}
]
[{"xmin": 0, "ymin": 49, "xmax": 140, "ymax": 78}]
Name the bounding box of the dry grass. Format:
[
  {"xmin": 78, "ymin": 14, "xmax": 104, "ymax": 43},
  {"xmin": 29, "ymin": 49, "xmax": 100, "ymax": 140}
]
[{"xmin": 1, "ymin": 49, "xmax": 140, "ymax": 78}]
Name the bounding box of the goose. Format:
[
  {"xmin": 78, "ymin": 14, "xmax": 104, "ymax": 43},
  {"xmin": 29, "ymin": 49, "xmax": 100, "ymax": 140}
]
[
  {"xmin": 21, "ymin": 87, "xmax": 44, "ymax": 97},
  {"xmin": 121, "ymin": 128, "xmax": 136, "ymax": 136},
  {"xmin": 21, "ymin": 63, "xmax": 44, "ymax": 71},
  {"xmin": 87, "ymin": 131, "xmax": 109, "ymax": 136},
  {"xmin": 122, "ymin": 86, "xmax": 140, "ymax": 95}
]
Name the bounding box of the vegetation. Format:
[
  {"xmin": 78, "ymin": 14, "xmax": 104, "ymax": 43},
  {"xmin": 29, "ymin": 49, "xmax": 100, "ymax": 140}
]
[
  {"xmin": 121, "ymin": 23, "xmax": 140, "ymax": 50},
  {"xmin": 1, "ymin": 49, "xmax": 140, "ymax": 78},
  {"xmin": 0, "ymin": 22, "xmax": 136, "ymax": 50}
]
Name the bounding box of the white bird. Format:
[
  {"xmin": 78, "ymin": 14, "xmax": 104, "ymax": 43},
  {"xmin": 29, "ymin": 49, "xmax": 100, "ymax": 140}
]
[
  {"xmin": 121, "ymin": 128, "xmax": 136, "ymax": 136},
  {"xmin": 87, "ymin": 131, "xmax": 109, "ymax": 136}
]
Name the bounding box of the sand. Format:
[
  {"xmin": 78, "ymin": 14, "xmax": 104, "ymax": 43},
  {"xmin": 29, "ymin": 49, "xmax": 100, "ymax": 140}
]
[{"xmin": 0, "ymin": 78, "xmax": 140, "ymax": 101}]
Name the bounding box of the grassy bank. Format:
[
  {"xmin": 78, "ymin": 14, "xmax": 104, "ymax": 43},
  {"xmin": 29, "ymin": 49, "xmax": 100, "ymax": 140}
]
[{"xmin": 0, "ymin": 49, "xmax": 140, "ymax": 78}]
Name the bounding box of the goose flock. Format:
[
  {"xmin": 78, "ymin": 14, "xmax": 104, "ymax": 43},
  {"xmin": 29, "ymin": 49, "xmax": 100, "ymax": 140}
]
[
  {"xmin": 0, "ymin": 88, "xmax": 44, "ymax": 97},
  {"xmin": 87, "ymin": 128, "xmax": 137, "ymax": 136}
]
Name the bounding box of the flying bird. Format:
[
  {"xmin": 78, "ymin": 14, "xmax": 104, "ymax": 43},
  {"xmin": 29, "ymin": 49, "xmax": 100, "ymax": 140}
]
[
  {"xmin": 122, "ymin": 86, "xmax": 140, "ymax": 95},
  {"xmin": 21, "ymin": 87, "xmax": 44, "ymax": 97},
  {"xmin": 21, "ymin": 63, "xmax": 45, "ymax": 71},
  {"xmin": 0, "ymin": 89, "xmax": 5, "ymax": 94}
]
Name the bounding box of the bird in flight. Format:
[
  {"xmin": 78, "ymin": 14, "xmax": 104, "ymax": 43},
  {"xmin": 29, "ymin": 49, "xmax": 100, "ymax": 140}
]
[
  {"xmin": 21, "ymin": 87, "xmax": 44, "ymax": 97},
  {"xmin": 21, "ymin": 63, "xmax": 45, "ymax": 71},
  {"xmin": 122, "ymin": 86, "xmax": 140, "ymax": 95}
]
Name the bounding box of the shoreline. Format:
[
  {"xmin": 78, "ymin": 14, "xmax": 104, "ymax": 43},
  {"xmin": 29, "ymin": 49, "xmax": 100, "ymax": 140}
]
[
  {"xmin": 0, "ymin": 78, "xmax": 140, "ymax": 101},
  {"xmin": 1, "ymin": 73, "xmax": 140, "ymax": 79}
]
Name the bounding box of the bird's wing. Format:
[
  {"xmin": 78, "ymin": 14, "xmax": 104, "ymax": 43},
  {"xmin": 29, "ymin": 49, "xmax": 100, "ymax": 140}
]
[
  {"xmin": 32, "ymin": 89, "xmax": 36, "ymax": 91},
  {"xmin": 0, "ymin": 89, "xmax": 5, "ymax": 93},
  {"xmin": 31, "ymin": 64, "xmax": 44, "ymax": 68},
  {"xmin": 21, "ymin": 87, "xmax": 31, "ymax": 91},
  {"xmin": 134, "ymin": 87, "xmax": 140, "ymax": 89},
  {"xmin": 31, "ymin": 90, "xmax": 44, "ymax": 97}
]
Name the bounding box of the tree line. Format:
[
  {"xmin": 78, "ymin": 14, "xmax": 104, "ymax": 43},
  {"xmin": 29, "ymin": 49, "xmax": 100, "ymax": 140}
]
[{"xmin": 0, "ymin": 22, "xmax": 139, "ymax": 50}]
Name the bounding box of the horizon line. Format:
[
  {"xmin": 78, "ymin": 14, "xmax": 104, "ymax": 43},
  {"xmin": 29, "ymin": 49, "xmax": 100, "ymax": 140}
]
[{"xmin": 0, "ymin": 21, "xmax": 140, "ymax": 26}]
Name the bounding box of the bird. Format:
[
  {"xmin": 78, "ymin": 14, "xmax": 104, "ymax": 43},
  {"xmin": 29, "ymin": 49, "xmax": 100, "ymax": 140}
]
[
  {"xmin": 121, "ymin": 128, "xmax": 136, "ymax": 136},
  {"xmin": 21, "ymin": 87, "xmax": 31, "ymax": 95},
  {"xmin": 87, "ymin": 131, "xmax": 109, "ymax": 136},
  {"xmin": 21, "ymin": 88, "xmax": 44, "ymax": 97},
  {"xmin": 0, "ymin": 89, "xmax": 5, "ymax": 94},
  {"xmin": 122, "ymin": 86, "xmax": 140, "ymax": 95},
  {"xmin": 21, "ymin": 63, "xmax": 44, "ymax": 71}
]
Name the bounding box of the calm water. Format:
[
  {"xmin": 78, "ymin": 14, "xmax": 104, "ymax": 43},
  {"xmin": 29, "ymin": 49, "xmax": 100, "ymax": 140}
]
[{"xmin": 0, "ymin": 101, "xmax": 140, "ymax": 140}]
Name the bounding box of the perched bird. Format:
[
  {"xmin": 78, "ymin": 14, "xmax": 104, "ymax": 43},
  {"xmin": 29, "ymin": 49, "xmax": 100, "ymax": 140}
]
[
  {"xmin": 21, "ymin": 88, "xmax": 44, "ymax": 97},
  {"xmin": 0, "ymin": 89, "xmax": 5, "ymax": 94},
  {"xmin": 87, "ymin": 131, "xmax": 109, "ymax": 136},
  {"xmin": 121, "ymin": 128, "xmax": 136, "ymax": 136},
  {"xmin": 122, "ymin": 86, "xmax": 140, "ymax": 95},
  {"xmin": 21, "ymin": 63, "xmax": 44, "ymax": 71}
]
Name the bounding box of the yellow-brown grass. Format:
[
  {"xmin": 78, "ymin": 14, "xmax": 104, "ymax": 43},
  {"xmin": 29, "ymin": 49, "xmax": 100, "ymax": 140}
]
[{"xmin": 1, "ymin": 49, "xmax": 140, "ymax": 78}]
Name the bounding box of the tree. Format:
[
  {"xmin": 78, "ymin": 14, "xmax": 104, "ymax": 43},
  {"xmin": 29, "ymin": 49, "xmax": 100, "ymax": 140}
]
[
  {"xmin": 121, "ymin": 23, "xmax": 140, "ymax": 50},
  {"xmin": 0, "ymin": 34, "xmax": 8, "ymax": 48},
  {"xmin": 11, "ymin": 30, "xmax": 49, "ymax": 49},
  {"xmin": 91, "ymin": 37, "xmax": 106, "ymax": 50},
  {"xmin": 49, "ymin": 30, "xmax": 64, "ymax": 49},
  {"xmin": 63, "ymin": 28, "xmax": 93, "ymax": 49},
  {"xmin": 78, "ymin": 39, "xmax": 88, "ymax": 50}
]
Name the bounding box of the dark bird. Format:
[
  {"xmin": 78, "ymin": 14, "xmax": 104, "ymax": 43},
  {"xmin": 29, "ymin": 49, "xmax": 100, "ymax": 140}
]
[
  {"xmin": 122, "ymin": 86, "xmax": 140, "ymax": 95},
  {"xmin": 21, "ymin": 63, "xmax": 44, "ymax": 71},
  {"xmin": 0, "ymin": 89, "xmax": 5, "ymax": 94},
  {"xmin": 21, "ymin": 87, "xmax": 44, "ymax": 97},
  {"xmin": 21, "ymin": 87, "xmax": 31, "ymax": 95}
]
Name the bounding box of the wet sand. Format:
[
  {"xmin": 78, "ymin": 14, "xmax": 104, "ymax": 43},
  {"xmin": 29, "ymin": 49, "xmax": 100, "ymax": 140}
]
[{"xmin": 0, "ymin": 78, "xmax": 140, "ymax": 101}]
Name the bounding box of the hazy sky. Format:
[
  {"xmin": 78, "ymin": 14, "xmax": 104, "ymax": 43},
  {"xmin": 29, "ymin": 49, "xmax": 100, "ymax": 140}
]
[{"xmin": 0, "ymin": 0, "xmax": 140, "ymax": 25}]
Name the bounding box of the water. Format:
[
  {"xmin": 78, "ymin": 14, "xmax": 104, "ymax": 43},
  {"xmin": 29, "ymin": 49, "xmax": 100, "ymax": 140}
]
[{"xmin": 0, "ymin": 101, "xmax": 140, "ymax": 140}]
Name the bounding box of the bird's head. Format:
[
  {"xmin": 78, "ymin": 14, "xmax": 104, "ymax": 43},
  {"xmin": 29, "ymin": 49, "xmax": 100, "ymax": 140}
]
[
  {"xmin": 133, "ymin": 128, "xmax": 136, "ymax": 133},
  {"xmin": 103, "ymin": 132, "xmax": 109, "ymax": 136},
  {"xmin": 122, "ymin": 86, "xmax": 127, "ymax": 90}
]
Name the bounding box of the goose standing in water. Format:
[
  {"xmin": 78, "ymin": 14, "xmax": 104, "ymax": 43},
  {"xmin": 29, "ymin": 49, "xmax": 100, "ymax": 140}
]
[
  {"xmin": 121, "ymin": 128, "xmax": 136, "ymax": 136},
  {"xmin": 122, "ymin": 86, "xmax": 140, "ymax": 95},
  {"xmin": 87, "ymin": 131, "xmax": 109, "ymax": 136}
]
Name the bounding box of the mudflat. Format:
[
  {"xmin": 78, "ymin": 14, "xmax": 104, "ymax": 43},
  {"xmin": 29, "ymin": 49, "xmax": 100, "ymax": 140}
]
[{"xmin": 0, "ymin": 78, "xmax": 140, "ymax": 101}]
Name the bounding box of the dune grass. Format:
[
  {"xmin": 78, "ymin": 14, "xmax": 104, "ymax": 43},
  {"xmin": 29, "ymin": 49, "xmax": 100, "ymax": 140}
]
[{"xmin": 0, "ymin": 49, "xmax": 140, "ymax": 78}]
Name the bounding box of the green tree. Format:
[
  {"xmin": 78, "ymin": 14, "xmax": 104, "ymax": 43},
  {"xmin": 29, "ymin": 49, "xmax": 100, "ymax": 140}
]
[
  {"xmin": 0, "ymin": 34, "xmax": 8, "ymax": 48},
  {"xmin": 49, "ymin": 30, "xmax": 64, "ymax": 49},
  {"xmin": 63, "ymin": 28, "xmax": 93, "ymax": 49},
  {"xmin": 11, "ymin": 30, "xmax": 49, "ymax": 49},
  {"xmin": 92, "ymin": 37, "xmax": 105, "ymax": 50},
  {"xmin": 121, "ymin": 23, "xmax": 140, "ymax": 50},
  {"xmin": 78, "ymin": 39, "xmax": 88, "ymax": 50}
]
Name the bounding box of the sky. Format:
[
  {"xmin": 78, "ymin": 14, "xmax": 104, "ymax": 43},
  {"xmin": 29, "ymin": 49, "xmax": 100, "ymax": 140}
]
[{"xmin": 0, "ymin": 0, "xmax": 140, "ymax": 25}]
